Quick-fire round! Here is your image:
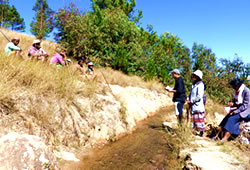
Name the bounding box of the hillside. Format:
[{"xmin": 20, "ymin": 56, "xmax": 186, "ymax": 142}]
[{"xmin": 0, "ymin": 30, "xmax": 249, "ymax": 169}]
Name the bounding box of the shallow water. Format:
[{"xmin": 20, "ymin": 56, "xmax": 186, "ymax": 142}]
[{"xmin": 61, "ymin": 106, "xmax": 182, "ymax": 170}]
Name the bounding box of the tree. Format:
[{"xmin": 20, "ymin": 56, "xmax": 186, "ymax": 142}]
[
  {"xmin": 220, "ymin": 54, "xmax": 250, "ymax": 80},
  {"xmin": 191, "ymin": 42, "xmax": 216, "ymax": 73},
  {"xmin": 91, "ymin": 0, "xmax": 142, "ymax": 23},
  {"xmin": 54, "ymin": 5, "xmax": 142, "ymax": 74},
  {"xmin": 0, "ymin": 0, "xmax": 9, "ymax": 27},
  {"xmin": 30, "ymin": 0, "xmax": 54, "ymax": 39},
  {"xmin": 0, "ymin": 1, "xmax": 25, "ymax": 31},
  {"xmin": 5, "ymin": 5, "xmax": 25, "ymax": 31}
]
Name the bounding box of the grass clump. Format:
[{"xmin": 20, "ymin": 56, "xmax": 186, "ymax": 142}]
[
  {"xmin": 99, "ymin": 67, "xmax": 165, "ymax": 92},
  {"xmin": 0, "ymin": 53, "xmax": 80, "ymax": 100}
]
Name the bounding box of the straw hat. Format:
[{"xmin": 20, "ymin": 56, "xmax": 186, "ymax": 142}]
[{"xmin": 33, "ymin": 39, "xmax": 41, "ymax": 44}]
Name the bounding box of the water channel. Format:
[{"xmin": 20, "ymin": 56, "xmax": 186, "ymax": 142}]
[{"xmin": 62, "ymin": 106, "xmax": 183, "ymax": 170}]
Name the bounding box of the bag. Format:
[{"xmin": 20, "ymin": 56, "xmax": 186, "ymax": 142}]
[
  {"xmin": 203, "ymin": 93, "xmax": 206, "ymax": 105},
  {"xmin": 203, "ymin": 81, "xmax": 207, "ymax": 105},
  {"xmin": 196, "ymin": 81, "xmax": 207, "ymax": 105}
]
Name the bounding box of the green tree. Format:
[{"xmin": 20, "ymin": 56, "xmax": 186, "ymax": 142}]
[
  {"xmin": 91, "ymin": 0, "xmax": 142, "ymax": 23},
  {"xmin": 5, "ymin": 5, "xmax": 25, "ymax": 31},
  {"xmin": 91, "ymin": 0, "xmax": 135, "ymax": 16},
  {"xmin": 149, "ymin": 32, "xmax": 191, "ymax": 85},
  {"xmin": 54, "ymin": 5, "xmax": 142, "ymax": 73},
  {"xmin": 191, "ymin": 42, "xmax": 216, "ymax": 73},
  {"xmin": 30, "ymin": 0, "xmax": 54, "ymax": 39},
  {"xmin": 220, "ymin": 54, "xmax": 250, "ymax": 80},
  {"xmin": 0, "ymin": 0, "xmax": 9, "ymax": 27},
  {"xmin": 0, "ymin": 1, "xmax": 25, "ymax": 31}
]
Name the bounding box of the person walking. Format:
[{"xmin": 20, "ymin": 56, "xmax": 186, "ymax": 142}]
[
  {"xmin": 165, "ymin": 69, "xmax": 186, "ymax": 124},
  {"xmin": 213, "ymin": 78, "xmax": 250, "ymax": 142},
  {"xmin": 187, "ymin": 70, "xmax": 206, "ymax": 137}
]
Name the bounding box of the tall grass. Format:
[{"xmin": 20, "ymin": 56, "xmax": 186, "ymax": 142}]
[
  {"xmin": 0, "ymin": 28, "xmax": 56, "ymax": 56},
  {"xmin": 0, "ymin": 29, "xmax": 168, "ymax": 127},
  {"xmin": 0, "ymin": 54, "xmax": 81, "ymax": 101},
  {"xmin": 98, "ymin": 67, "xmax": 165, "ymax": 92}
]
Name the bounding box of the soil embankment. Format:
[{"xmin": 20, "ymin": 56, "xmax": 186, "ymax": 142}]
[{"xmin": 62, "ymin": 106, "xmax": 183, "ymax": 170}]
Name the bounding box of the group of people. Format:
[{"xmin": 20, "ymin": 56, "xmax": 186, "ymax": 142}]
[
  {"xmin": 165, "ymin": 68, "xmax": 250, "ymax": 142},
  {"xmin": 4, "ymin": 37, "xmax": 96, "ymax": 79},
  {"xmin": 4, "ymin": 37, "xmax": 249, "ymax": 142}
]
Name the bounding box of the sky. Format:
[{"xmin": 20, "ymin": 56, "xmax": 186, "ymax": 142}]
[{"xmin": 8, "ymin": 0, "xmax": 250, "ymax": 64}]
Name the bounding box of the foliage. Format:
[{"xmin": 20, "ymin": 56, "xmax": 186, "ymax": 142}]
[
  {"xmin": 191, "ymin": 42, "xmax": 216, "ymax": 73},
  {"xmin": 30, "ymin": 0, "xmax": 54, "ymax": 39},
  {"xmin": 90, "ymin": 0, "xmax": 142, "ymax": 22},
  {"xmin": 5, "ymin": 5, "xmax": 25, "ymax": 31},
  {"xmin": 52, "ymin": 2, "xmax": 249, "ymax": 104},
  {"xmin": 54, "ymin": 5, "xmax": 143, "ymax": 73},
  {"xmin": 141, "ymin": 30, "xmax": 191, "ymax": 85},
  {"xmin": 0, "ymin": 0, "xmax": 8, "ymax": 27},
  {"xmin": 219, "ymin": 54, "xmax": 250, "ymax": 81},
  {"xmin": 0, "ymin": 0, "xmax": 25, "ymax": 31}
]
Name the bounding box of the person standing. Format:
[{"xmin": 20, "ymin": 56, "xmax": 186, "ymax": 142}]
[
  {"xmin": 187, "ymin": 70, "xmax": 205, "ymax": 137},
  {"xmin": 213, "ymin": 78, "xmax": 250, "ymax": 142},
  {"xmin": 165, "ymin": 69, "xmax": 186, "ymax": 123}
]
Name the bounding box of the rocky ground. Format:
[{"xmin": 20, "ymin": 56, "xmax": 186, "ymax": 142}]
[{"xmin": 182, "ymin": 136, "xmax": 249, "ymax": 170}]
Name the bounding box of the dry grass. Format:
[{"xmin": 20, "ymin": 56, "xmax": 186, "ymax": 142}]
[
  {"xmin": 0, "ymin": 28, "xmax": 56, "ymax": 57},
  {"xmin": 97, "ymin": 67, "xmax": 165, "ymax": 92},
  {"xmin": 0, "ymin": 54, "xmax": 81, "ymax": 101},
  {"xmin": 204, "ymin": 98, "xmax": 227, "ymax": 124},
  {"xmin": 219, "ymin": 141, "xmax": 250, "ymax": 167},
  {"xmin": 0, "ymin": 28, "xmax": 165, "ymax": 95},
  {"xmin": 0, "ymin": 29, "xmax": 167, "ymax": 133}
]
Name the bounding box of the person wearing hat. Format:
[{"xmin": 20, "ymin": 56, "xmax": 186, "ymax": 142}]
[
  {"xmin": 5, "ymin": 37, "xmax": 22, "ymax": 56},
  {"xmin": 28, "ymin": 39, "xmax": 49, "ymax": 61},
  {"xmin": 165, "ymin": 69, "xmax": 186, "ymax": 123},
  {"xmin": 187, "ymin": 70, "xmax": 206, "ymax": 137},
  {"xmin": 85, "ymin": 61, "xmax": 97, "ymax": 80},
  {"xmin": 49, "ymin": 49, "xmax": 67, "ymax": 68},
  {"xmin": 212, "ymin": 78, "xmax": 250, "ymax": 142}
]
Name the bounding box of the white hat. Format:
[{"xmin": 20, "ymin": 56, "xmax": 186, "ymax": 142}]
[
  {"xmin": 170, "ymin": 69, "xmax": 180, "ymax": 75},
  {"xmin": 33, "ymin": 39, "xmax": 41, "ymax": 44},
  {"xmin": 193, "ymin": 70, "xmax": 203, "ymax": 79},
  {"xmin": 67, "ymin": 59, "xmax": 72, "ymax": 62},
  {"xmin": 88, "ymin": 62, "xmax": 94, "ymax": 66}
]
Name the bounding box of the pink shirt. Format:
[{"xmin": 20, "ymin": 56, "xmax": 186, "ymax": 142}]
[
  {"xmin": 49, "ymin": 53, "xmax": 65, "ymax": 65},
  {"xmin": 28, "ymin": 46, "xmax": 48, "ymax": 57}
]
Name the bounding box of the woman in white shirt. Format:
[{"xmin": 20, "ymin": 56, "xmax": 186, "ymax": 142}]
[{"xmin": 187, "ymin": 70, "xmax": 205, "ymax": 137}]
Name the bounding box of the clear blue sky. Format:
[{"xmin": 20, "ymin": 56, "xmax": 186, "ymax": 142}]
[{"xmin": 9, "ymin": 0, "xmax": 250, "ymax": 64}]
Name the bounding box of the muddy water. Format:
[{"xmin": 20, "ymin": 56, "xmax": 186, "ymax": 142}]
[{"xmin": 62, "ymin": 106, "xmax": 182, "ymax": 170}]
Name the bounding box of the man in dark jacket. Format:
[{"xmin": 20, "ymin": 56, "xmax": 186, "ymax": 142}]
[{"xmin": 166, "ymin": 69, "xmax": 186, "ymax": 123}]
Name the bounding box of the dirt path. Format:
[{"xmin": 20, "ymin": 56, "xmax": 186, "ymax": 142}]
[{"xmin": 182, "ymin": 134, "xmax": 250, "ymax": 170}]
